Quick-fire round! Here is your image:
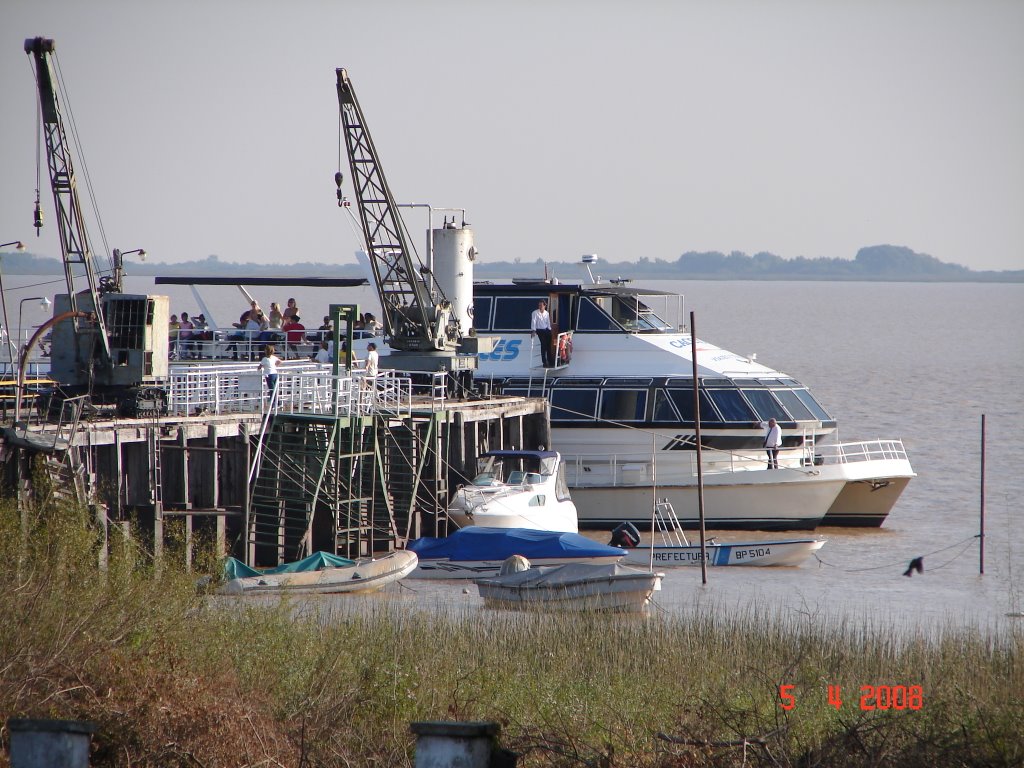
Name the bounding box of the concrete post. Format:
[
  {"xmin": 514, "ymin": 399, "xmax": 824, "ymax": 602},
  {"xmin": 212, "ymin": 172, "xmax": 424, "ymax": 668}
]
[{"xmin": 8, "ymin": 719, "xmax": 95, "ymax": 768}]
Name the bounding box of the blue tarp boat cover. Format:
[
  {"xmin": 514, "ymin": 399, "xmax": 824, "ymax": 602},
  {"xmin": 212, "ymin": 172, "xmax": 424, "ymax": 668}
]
[
  {"xmin": 407, "ymin": 527, "xmax": 622, "ymax": 561},
  {"xmin": 223, "ymin": 551, "xmax": 356, "ymax": 580}
]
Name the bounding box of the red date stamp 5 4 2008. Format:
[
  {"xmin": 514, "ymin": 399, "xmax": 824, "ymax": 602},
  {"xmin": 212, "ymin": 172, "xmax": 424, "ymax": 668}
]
[{"xmin": 779, "ymin": 684, "xmax": 924, "ymax": 711}]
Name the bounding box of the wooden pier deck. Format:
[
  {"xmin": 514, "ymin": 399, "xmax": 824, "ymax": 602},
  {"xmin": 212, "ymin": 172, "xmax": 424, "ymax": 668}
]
[{"xmin": 1, "ymin": 365, "xmax": 548, "ymax": 568}]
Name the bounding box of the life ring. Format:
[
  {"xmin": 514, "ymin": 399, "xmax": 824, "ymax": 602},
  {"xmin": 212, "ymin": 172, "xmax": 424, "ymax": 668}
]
[{"xmin": 557, "ymin": 334, "xmax": 572, "ymax": 364}]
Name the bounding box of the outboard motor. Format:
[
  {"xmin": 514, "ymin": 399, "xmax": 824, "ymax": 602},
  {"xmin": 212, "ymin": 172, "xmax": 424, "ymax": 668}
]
[{"xmin": 609, "ymin": 521, "xmax": 641, "ymax": 548}]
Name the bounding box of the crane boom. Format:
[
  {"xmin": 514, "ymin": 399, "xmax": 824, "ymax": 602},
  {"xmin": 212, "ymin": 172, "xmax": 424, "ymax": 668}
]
[
  {"xmin": 336, "ymin": 68, "xmax": 459, "ymax": 355},
  {"xmin": 24, "ymin": 36, "xmax": 110, "ymax": 359}
]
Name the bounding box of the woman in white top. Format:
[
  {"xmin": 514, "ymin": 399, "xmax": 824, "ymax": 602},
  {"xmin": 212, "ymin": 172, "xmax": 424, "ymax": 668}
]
[
  {"xmin": 268, "ymin": 303, "xmax": 284, "ymax": 330},
  {"xmin": 258, "ymin": 344, "xmax": 281, "ymax": 395},
  {"xmin": 364, "ymin": 342, "xmax": 379, "ymax": 378}
]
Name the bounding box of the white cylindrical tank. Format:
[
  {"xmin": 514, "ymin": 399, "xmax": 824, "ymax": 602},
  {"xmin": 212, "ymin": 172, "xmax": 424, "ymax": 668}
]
[{"xmin": 430, "ymin": 224, "xmax": 475, "ymax": 334}]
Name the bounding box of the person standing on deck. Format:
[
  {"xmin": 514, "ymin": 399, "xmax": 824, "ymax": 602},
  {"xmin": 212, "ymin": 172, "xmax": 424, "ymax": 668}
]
[
  {"xmin": 258, "ymin": 344, "xmax": 281, "ymax": 397},
  {"xmin": 762, "ymin": 418, "xmax": 782, "ymax": 469},
  {"xmin": 530, "ymin": 299, "xmax": 553, "ymax": 367},
  {"xmin": 364, "ymin": 342, "xmax": 379, "ymax": 378},
  {"xmin": 283, "ymin": 298, "xmax": 299, "ymax": 321}
]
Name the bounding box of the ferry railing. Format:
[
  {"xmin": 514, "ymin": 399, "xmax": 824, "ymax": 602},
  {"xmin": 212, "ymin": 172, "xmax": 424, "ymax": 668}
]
[
  {"xmin": 814, "ymin": 439, "xmax": 909, "ymax": 464},
  {"xmin": 564, "ymin": 437, "xmax": 910, "ymax": 488}
]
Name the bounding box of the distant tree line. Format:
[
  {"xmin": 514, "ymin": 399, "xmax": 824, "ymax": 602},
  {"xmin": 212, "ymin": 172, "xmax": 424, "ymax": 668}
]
[
  {"xmin": 479, "ymin": 245, "xmax": 1023, "ymax": 282},
  {"xmin": 3, "ymin": 244, "xmax": 1021, "ymax": 282}
]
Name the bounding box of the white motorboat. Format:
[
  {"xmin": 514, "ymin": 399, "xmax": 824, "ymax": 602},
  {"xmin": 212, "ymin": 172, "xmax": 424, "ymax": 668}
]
[
  {"xmin": 475, "ymin": 560, "xmax": 664, "ymax": 612},
  {"xmin": 218, "ymin": 550, "xmax": 418, "ymax": 595},
  {"xmin": 447, "ymin": 449, "xmax": 579, "ymax": 533}
]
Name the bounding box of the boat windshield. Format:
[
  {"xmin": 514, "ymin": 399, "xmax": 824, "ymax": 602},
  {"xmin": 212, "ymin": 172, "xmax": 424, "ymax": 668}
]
[
  {"xmin": 473, "ymin": 455, "xmax": 553, "ymax": 485},
  {"xmin": 587, "ymin": 294, "xmax": 672, "ymax": 333}
]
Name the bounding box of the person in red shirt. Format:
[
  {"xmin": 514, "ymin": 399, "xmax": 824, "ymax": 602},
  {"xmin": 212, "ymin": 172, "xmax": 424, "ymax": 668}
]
[{"xmin": 283, "ymin": 314, "xmax": 306, "ymax": 357}]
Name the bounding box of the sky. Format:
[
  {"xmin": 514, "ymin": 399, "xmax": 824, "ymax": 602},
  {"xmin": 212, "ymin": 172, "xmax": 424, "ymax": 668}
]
[{"xmin": 1, "ymin": 0, "xmax": 1022, "ymax": 272}]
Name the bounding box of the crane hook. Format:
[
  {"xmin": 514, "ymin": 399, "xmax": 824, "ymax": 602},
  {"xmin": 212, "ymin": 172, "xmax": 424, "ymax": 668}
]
[{"xmin": 334, "ymin": 171, "xmax": 346, "ymax": 207}]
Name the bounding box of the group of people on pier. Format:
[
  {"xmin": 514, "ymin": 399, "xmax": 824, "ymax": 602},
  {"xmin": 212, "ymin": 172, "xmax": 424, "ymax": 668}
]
[{"xmin": 167, "ymin": 297, "xmax": 381, "ymax": 360}]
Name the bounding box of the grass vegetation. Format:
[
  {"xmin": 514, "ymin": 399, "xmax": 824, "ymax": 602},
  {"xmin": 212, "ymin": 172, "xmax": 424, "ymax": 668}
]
[{"xmin": 1, "ymin": 497, "xmax": 1020, "ymax": 767}]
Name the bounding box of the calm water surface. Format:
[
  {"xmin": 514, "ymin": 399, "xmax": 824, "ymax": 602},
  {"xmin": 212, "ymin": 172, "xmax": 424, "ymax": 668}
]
[{"xmin": 6, "ymin": 275, "xmax": 1022, "ymax": 633}]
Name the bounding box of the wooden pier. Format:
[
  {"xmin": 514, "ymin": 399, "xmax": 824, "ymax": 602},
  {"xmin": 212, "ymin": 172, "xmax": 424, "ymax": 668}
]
[{"xmin": 1, "ymin": 365, "xmax": 548, "ymax": 569}]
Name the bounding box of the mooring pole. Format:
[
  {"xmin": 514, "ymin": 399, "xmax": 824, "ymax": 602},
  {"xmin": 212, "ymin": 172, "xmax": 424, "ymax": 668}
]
[
  {"xmin": 980, "ymin": 413, "xmax": 986, "ymax": 575},
  {"xmin": 690, "ymin": 311, "xmax": 708, "ymax": 585}
]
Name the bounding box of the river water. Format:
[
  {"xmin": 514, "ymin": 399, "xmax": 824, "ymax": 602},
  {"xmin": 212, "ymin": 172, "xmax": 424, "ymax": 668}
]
[{"xmin": 4, "ymin": 275, "xmax": 1022, "ymax": 633}]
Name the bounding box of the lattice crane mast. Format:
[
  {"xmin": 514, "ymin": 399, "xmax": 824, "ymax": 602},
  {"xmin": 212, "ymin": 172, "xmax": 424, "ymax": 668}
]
[
  {"xmin": 24, "ymin": 37, "xmax": 170, "ymax": 417},
  {"xmin": 24, "ymin": 36, "xmax": 111, "ymax": 360},
  {"xmin": 335, "ymin": 68, "xmax": 464, "ymax": 366}
]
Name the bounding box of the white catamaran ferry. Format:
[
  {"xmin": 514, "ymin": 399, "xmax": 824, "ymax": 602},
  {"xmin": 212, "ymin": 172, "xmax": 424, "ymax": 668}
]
[
  {"xmin": 155, "ymin": 270, "xmax": 914, "ymax": 532},
  {"xmin": 464, "ymin": 278, "xmax": 914, "ymax": 531}
]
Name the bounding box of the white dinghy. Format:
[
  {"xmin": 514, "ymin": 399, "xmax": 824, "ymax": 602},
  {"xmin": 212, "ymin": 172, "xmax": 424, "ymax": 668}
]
[
  {"xmin": 475, "ymin": 556, "xmax": 663, "ymax": 613},
  {"xmin": 218, "ymin": 550, "xmax": 418, "ymax": 595}
]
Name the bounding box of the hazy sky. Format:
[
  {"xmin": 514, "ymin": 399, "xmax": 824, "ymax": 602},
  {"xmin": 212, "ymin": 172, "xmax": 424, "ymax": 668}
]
[{"xmin": 2, "ymin": 0, "xmax": 1022, "ymax": 272}]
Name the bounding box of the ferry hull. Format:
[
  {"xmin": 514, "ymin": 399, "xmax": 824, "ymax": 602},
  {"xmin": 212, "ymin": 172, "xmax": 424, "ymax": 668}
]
[
  {"xmin": 571, "ymin": 473, "xmax": 845, "ymax": 531},
  {"xmin": 814, "ymin": 456, "xmax": 915, "ymax": 526},
  {"xmin": 825, "ymin": 476, "xmax": 913, "ymax": 527}
]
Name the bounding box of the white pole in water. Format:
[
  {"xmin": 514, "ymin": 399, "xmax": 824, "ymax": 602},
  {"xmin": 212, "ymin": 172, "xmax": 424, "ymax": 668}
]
[
  {"xmin": 690, "ymin": 311, "xmax": 708, "ymax": 585},
  {"xmin": 980, "ymin": 414, "xmax": 986, "ymax": 575}
]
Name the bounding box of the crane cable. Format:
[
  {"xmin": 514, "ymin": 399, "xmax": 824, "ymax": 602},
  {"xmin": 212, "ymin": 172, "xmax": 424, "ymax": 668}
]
[
  {"xmin": 28, "ymin": 56, "xmax": 42, "ymax": 237},
  {"xmin": 52, "ymin": 52, "xmax": 114, "ymax": 274}
]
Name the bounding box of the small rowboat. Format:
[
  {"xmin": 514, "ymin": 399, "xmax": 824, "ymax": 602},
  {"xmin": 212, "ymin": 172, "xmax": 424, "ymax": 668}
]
[{"xmin": 218, "ymin": 550, "xmax": 418, "ymax": 595}]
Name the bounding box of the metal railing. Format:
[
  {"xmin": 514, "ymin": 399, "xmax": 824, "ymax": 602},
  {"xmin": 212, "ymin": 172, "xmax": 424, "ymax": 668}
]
[
  {"xmin": 168, "ymin": 328, "xmax": 381, "ymax": 362},
  {"xmin": 814, "ymin": 439, "xmax": 909, "ymax": 464},
  {"xmin": 164, "ymin": 362, "xmax": 418, "ymax": 418},
  {"xmin": 564, "ymin": 437, "xmax": 910, "ymax": 488}
]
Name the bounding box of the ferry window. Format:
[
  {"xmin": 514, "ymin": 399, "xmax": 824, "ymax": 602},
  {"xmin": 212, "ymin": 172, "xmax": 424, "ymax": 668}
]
[
  {"xmin": 493, "ymin": 296, "xmax": 544, "ymax": 331},
  {"xmin": 604, "ymin": 378, "xmax": 653, "ymax": 386},
  {"xmin": 773, "ymin": 389, "xmax": 816, "ymax": 421},
  {"xmin": 551, "ymin": 388, "xmax": 597, "ymax": 421},
  {"xmin": 706, "ymin": 389, "xmax": 757, "ymax": 422},
  {"xmin": 471, "ymin": 297, "xmax": 492, "ymax": 331},
  {"xmin": 610, "ymin": 296, "xmax": 671, "ymax": 332},
  {"xmin": 652, "ymin": 390, "xmax": 680, "ymax": 422},
  {"xmin": 741, "ymin": 389, "xmax": 789, "ymax": 421},
  {"xmin": 577, "ymin": 297, "xmax": 620, "ymax": 331},
  {"xmin": 599, "ymin": 389, "xmax": 648, "ymax": 422},
  {"xmin": 667, "ymin": 388, "xmax": 723, "ymax": 423},
  {"xmin": 553, "ymin": 378, "xmax": 604, "ymax": 386},
  {"xmin": 795, "ymin": 389, "xmax": 833, "ymax": 421}
]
